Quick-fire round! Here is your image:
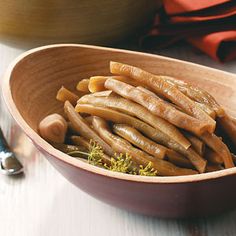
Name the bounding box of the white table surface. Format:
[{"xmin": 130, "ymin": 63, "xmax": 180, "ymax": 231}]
[{"xmin": 1, "ymin": 42, "xmax": 236, "ymax": 236}]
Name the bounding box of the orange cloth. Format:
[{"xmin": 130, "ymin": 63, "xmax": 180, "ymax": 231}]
[
  {"xmin": 164, "ymin": 0, "xmax": 230, "ymax": 15},
  {"xmin": 188, "ymin": 31, "xmax": 236, "ymax": 62},
  {"xmin": 141, "ymin": 0, "xmax": 236, "ymax": 62}
]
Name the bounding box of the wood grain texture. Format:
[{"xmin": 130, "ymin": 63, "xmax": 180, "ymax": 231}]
[{"xmin": 1, "ymin": 43, "xmax": 236, "ymax": 235}]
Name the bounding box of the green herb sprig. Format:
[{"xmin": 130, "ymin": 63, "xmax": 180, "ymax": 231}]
[
  {"xmin": 88, "ymin": 140, "xmax": 104, "ymax": 167},
  {"xmin": 138, "ymin": 162, "xmax": 157, "ymax": 176},
  {"xmin": 105, "ymin": 153, "xmax": 133, "ymax": 173},
  {"xmin": 66, "ymin": 140, "xmax": 157, "ymax": 176}
]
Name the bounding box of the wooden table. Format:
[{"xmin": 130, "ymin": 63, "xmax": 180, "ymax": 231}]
[{"xmin": 1, "ymin": 42, "xmax": 236, "ymax": 236}]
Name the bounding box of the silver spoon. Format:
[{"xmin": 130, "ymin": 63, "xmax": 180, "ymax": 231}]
[{"xmin": 0, "ymin": 127, "xmax": 23, "ymax": 175}]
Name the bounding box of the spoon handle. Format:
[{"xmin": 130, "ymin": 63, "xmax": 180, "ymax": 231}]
[{"xmin": 0, "ymin": 127, "xmax": 23, "ymax": 175}]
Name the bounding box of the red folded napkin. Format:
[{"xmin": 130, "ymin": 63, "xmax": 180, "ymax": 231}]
[
  {"xmin": 188, "ymin": 31, "xmax": 236, "ymax": 62},
  {"xmin": 164, "ymin": 0, "xmax": 230, "ymax": 15},
  {"xmin": 141, "ymin": 0, "xmax": 236, "ymax": 62}
]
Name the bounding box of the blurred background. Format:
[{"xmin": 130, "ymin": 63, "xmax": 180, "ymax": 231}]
[{"xmin": 0, "ymin": 0, "xmax": 235, "ymax": 64}]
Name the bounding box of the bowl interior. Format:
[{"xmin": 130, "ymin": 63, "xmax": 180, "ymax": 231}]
[
  {"xmin": 3, "ymin": 44, "xmax": 236, "ymax": 184},
  {"xmin": 8, "ymin": 45, "xmax": 236, "ymax": 135}
]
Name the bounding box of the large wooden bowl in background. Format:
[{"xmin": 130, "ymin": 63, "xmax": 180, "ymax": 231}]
[
  {"xmin": 2, "ymin": 44, "xmax": 236, "ymax": 218},
  {"xmin": 0, "ymin": 0, "xmax": 159, "ymax": 46}
]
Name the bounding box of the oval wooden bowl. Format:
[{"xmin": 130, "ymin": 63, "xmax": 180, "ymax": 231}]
[
  {"xmin": 2, "ymin": 44, "xmax": 236, "ymax": 218},
  {"xmin": 0, "ymin": 0, "xmax": 158, "ymax": 46}
]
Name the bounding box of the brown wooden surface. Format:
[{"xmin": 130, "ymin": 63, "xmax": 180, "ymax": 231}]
[{"xmin": 1, "ymin": 43, "xmax": 236, "ymax": 235}]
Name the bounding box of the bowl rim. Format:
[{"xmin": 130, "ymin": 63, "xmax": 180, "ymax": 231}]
[{"xmin": 2, "ymin": 43, "xmax": 236, "ymax": 184}]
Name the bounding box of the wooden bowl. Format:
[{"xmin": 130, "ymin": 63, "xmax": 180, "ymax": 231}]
[
  {"xmin": 0, "ymin": 0, "xmax": 158, "ymax": 46},
  {"xmin": 2, "ymin": 44, "xmax": 236, "ymax": 218}
]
